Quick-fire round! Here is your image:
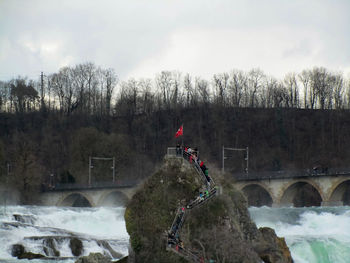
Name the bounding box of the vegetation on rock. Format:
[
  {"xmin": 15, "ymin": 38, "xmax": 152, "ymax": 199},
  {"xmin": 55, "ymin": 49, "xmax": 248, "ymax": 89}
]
[{"xmin": 125, "ymin": 157, "xmax": 293, "ymax": 263}]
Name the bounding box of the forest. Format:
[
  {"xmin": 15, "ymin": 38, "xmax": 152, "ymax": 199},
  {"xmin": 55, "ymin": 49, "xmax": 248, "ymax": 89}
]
[{"xmin": 1, "ymin": 62, "xmax": 350, "ymax": 203}]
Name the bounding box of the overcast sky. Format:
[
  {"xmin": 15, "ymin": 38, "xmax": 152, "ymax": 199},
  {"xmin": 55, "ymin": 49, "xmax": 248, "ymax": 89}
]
[{"xmin": 0, "ymin": 0, "xmax": 349, "ymax": 81}]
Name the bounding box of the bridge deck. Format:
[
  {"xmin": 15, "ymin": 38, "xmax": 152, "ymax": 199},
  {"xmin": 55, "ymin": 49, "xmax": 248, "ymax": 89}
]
[
  {"xmin": 42, "ymin": 180, "xmax": 140, "ymax": 192},
  {"xmin": 233, "ymin": 169, "xmax": 350, "ymax": 181}
]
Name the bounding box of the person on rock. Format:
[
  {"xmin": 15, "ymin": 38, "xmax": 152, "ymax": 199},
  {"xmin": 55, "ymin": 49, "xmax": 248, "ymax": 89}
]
[
  {"xmin": 176, "ymin": 143, "xmax": 181, "ymax": 156},
  {"xmin": 199, "ymin": 192, "xmax": 204, "ymax": 201}
]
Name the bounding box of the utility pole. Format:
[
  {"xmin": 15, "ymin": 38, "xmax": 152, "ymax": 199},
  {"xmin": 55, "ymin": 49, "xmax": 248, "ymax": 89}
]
[
  {"xmin": 5, "ymin": 163, "xmax": 10, "ymax": 214},
  {"xmin": 112, "ymin": 157, "xmax": 115, "ymax": 183},
  {"xmin": 88, "ymin": 156, "xmax": 115, "ymax": 186},
  {"xmin": 40, "ymin": 72, "xmax": 45, "ymax": 110},
  {"xmin": 47, "ymin": 78, "xmax": 51, "ymax": 110},
  {"xmin": 245, "ymin": 146, "xmax": 249, "ymax": 174},
  {"xmin": 222, "ymin": 145, "xmax": 225, "ymax": 174},
  {"xmin": 222, "ymin": 146, "xmax": 249, "ymax": 175},
  {"xmin": 88, "ymin": 156, "xmax": 92, "ymax": 186}
]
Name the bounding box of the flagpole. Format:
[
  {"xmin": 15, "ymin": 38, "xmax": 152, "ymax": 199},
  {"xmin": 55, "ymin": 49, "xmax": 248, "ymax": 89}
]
[{"xmin": 181, "ymin": 124, "xmax": 183, "ymax": 149}]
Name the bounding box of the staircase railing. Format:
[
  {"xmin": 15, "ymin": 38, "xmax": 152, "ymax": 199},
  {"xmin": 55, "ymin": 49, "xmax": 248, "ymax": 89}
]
[{"xmin": 166, "ymin": 147, "xmax": 218, "ymax": 263}]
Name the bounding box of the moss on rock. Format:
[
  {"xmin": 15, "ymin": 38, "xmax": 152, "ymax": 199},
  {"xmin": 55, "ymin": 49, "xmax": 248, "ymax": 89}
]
[{"xmin": 125, "ymin": 156, "xmax": 293, "ymax": 263}]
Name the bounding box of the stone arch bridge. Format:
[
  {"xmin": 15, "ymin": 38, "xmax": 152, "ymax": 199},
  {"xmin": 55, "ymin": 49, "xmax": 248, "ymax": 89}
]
[
  {"xmin": 41, "ymin": 181, "xmax": 140, "ymax": 207},
  {"xmin": 234, "ymin": 169, "xmax": 350, "ymax": 207}
]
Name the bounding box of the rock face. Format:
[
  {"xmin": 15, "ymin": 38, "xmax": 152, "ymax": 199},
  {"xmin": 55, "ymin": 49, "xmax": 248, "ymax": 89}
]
[
  {"xmin": 11, "ymin": 244, "xmax": 25, "ymax": 258},
  {"xmin": 125, "ymin": 156, "xmax": 293, "ymax": 263},
  {"xmin": 75, "ymin": 252, "xmax": 111, "ymax": 263},
  {"xmin": 13, "ymin": 214, "xmax": 36, "ymax": 224},
  {"xmin": 11, "ymin": 244, "xmax": 45, "ymax": 259},
  {"xmin": 70, "ymin": 237, "xmax": 83, "ymax": 256}
]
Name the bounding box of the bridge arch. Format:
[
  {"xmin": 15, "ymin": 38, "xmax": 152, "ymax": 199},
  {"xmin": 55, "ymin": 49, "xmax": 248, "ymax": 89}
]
[
  {"xmin": 56, "ymin": 192, "xmax": 94, "ymax": 207},
  {"xmin": 241, "ymin": 183, "xmax": 273, "ymax": 207},
  {"xmin": 97, "ymin": 190, "xmax": 129, "ymax": 207},
  {"xmin": 328, "ymin": 179, "xmax": 350, "ymax": 206},
  {"xmin": 279, "ymin": 180, "xmax": 323, "ymax": 207}
]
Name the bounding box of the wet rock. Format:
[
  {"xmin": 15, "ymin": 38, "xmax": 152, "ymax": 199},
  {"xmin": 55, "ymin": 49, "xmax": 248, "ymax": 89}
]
[
  {"xmin": 256, "ymin": 227, "xmax": 293, "ymax": 263},
  {"xmin": 114, "ymin": 256, "xmax": 128, "ymax": 263},
  {"xmin": 11, "ymin": 244, "xmax": 45, "ymax": 260},
  {"xmin": 97, "ymin": 240, "xmax": 123, "ymax": 259},
  {"xmin": 11, "ymin": 244, "xmax": 25, "ymax": 257},
  {"xmin": 23, "ymin": 235, "xmax": 122, "ymax": 259},
  {"xmin": 13, "ymin": 214, "xmax": 36, "ymax": 225},
  {"xmin": 70, "ymin": 237, "xmax": 83, "ymax": 256},
  {"xmin": 75, "ymin": 252, "xmax": 111, "ymax": 263},
  {"xmin": 18, "ymin": 252, "xmax": 46, "ymax": 259},
  {"xmin": 43, "ymin": 237, "xmax": 60, "ymax": 257}
]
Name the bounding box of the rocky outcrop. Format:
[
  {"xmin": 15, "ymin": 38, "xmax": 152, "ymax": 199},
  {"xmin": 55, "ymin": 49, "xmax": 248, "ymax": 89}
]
[
  {"xmin": 13, "ymin": 214, "xmax": 36, "ymax": 224},
  {"xmin": 13, "ymin": 234, "xmax": 122, "ymax": 259},
  {"xmin": 11, "ymin": 244, "xmax": 25, "ymax": 258},
  {"xmin": 255, "ymin": 227, "xmax": 293, "ymax": 263},
  {"xmin": 115, "ymin": 256, "xmax": 128, "ymax": 263},
  {"xmin": 43, "ymin": 237, "xmax": 60, "ymax": 257},
  {"xmin": 97, "ymin": 240, "xmax": 123, "ymax": 259},
  {"xmin": 75, "ymin": 252, "xmax": 111, "ymax": 263},
  {"xmin": 11, "ymin": 244, "xmax": 45, "ymax": 259},
  {"xmin": 70, "ymin": 237, "xmax": 83, "ymax": 256},
  {"xmin": 125, "ymin": 156, "xmax": 293, "ymax": 263}
]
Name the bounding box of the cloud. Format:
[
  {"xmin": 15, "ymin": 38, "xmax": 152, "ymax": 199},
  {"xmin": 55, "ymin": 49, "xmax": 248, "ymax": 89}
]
[
  {"xmin": 128, "ymin": 26, "xmax": 331, "ymax": 79},
  {"xmin": 0, "ymin": 0, "xmax": 349, "ymax": 81}
]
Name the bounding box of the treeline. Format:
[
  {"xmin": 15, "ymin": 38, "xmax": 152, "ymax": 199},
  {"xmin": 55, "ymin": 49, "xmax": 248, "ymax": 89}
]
[
  {"xmin": 1, "ymin": 63, "xmax": 350, "ymax": 204},
  {"xmin": 0, "ymin": 64, "xmax": 349, "ymax": 115},
  {"xmin": 0, "ymin": 63, "xmax": 116, "ymax": 115}
]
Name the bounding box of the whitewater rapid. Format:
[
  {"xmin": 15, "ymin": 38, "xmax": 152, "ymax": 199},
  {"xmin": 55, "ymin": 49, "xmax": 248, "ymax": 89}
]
[
  {"xmin": 2, "ymin": 205, "xmax": 350, "ymax": 262},
  {"xmin": 0, "ymin": 206, "xmax": 129, "ymax": 263},
  {"xmin": 249, "ymin": 206, "xmax": 350, "ymax": 263}
]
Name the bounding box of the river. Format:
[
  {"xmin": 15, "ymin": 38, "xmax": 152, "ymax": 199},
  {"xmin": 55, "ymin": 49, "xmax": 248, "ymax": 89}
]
[
  {"xmin": 0, "ymin": 205, "xmax": 129, "ymax": 263},
  {"xmin": 249, "ymin": 206, "xmax": 350, "ymax": 263},
  {"xmin": 1, "ymin": 205, "xmax": 350, "ymax": 263}
]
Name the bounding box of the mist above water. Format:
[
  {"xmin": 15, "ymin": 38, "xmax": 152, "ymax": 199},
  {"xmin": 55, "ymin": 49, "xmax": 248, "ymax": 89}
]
[
  {"xmin": 249, "ymin": 206, "xmax": 350, "ymax": 263},
  {"xmin": 0, "ymin": 205, "xmax": 129, "ymax": 263}
]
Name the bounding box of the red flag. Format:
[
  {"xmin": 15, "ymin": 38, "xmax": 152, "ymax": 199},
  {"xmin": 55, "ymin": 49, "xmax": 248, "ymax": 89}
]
[{"xmin": 175, "ymin": 125, "xmax": 183, "ymax": 138}]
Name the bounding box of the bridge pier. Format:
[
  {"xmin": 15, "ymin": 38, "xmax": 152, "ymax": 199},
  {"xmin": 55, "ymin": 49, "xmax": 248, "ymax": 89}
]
[
  {"xmin": 40, "ymin": 186, "xmax": 138, "ymax": 207},
  {"xmin": 235, "ymin": 174, "xmax": 350, "ymax": 207}
]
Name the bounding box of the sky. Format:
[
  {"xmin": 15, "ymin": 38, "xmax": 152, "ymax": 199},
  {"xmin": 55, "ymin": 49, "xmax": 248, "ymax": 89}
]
[{"xmin": 0, "ymin": 0, "xmax": 350, "ymax": 82}]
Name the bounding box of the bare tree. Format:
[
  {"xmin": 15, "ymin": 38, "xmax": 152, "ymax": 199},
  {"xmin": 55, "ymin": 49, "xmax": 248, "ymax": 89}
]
[
  {"xmin": 196, "ymin": 77, "xmax": 210, "ymax": 105},
  {"xmin": 0, "ymin": 81, "xmax": 11, "ymax": 112},
  {"xmin": 330, "ymin": 72, "xmax": 344, "ymax": 109},
  {"xmin": 10, "ymin": 78, "xmax": 38, "ymax": 113},
  {"xmin": 299, "ymin": 70, "xmax": 311, "ymax": 109},
  {"xmin": 156, "ymin": 71, "xmax": 173, "ymax": 110},
  {"xmin": 284, "ymin": 72, "xmax": 299, "ymax": 108},
  {"xmin": 247, "ymin": 69, "xmax": 265, "ymax": 107},
  {"xmin": 213, "ymin": 73, "xmax": 229, "ymax": 107},
  {"xmin": 101, "ymin": 68, "xmax": 118, "ymax": 115},
  {"xmin": 311, "ymin": 67, "xmax": 332, "ymax": 109},
  {"xmin": 262, "ymin": 77, "xmax": 279, "ymax": 108},
  {"xmin": 228, "ymin": 70, "xmax": 246, "ymax": 107},
  {"xmin": 183, "ymin": 73, "xmax": 194, "ymax": 108},
  {"xmin": 138, "ymin": 78, "xmax": 154, "ymax": 116}
]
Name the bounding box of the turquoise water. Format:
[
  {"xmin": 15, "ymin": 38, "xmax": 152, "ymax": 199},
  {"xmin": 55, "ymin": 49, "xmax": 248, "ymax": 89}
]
[{"xmin": 249, "ymin": 206, "xmax": 350, "ymax": 263}]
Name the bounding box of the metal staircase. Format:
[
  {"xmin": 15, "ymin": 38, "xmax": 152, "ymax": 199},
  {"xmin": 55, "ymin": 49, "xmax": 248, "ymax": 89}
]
[{"xmin": 166, "ymin": 148, "xmax": 217, "ymax": 263}]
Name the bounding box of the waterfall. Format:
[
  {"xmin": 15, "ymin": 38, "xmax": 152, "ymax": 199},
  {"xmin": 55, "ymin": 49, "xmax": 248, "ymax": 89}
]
[
  {"xmin": 0, "ymin": 205, "xmax": 129, "ymax": 263},
  {"xmin": 249, "ymin": 206, "xmax": 350, "ymax": 263}
]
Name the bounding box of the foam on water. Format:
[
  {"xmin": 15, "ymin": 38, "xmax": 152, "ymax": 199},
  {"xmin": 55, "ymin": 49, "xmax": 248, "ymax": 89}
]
[
  {"xmin": 0, "ymin": 205, "xmax": 129, "ymax": 262},
  {"xmin": 5, "ymin": 205, "xmax": 350, "ymax": 262},
  {"xmin": 249, "ymin": 206, "xmax": 350, "ymax": 263}
]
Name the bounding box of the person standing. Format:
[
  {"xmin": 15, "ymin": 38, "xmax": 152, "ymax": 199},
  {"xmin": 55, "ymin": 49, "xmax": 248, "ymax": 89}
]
[{"xmin": 176, "ymin": 143, "xmax": 181, "ymax": 156}]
